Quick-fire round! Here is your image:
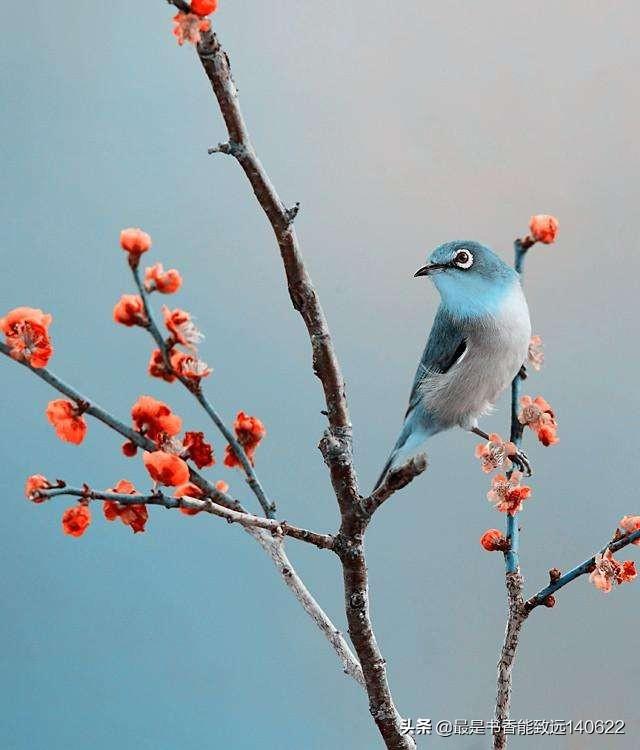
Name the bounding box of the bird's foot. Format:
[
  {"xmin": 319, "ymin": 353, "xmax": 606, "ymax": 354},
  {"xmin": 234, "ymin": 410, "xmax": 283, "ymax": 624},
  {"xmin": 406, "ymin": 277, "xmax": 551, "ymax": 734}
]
[{"xmin": 511, "ymin": 447, "xmax": 532, "ymax": 477}]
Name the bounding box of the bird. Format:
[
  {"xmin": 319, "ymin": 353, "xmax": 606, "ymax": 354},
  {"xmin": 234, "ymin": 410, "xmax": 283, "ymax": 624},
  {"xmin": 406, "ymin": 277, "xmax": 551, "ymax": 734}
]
[{"xmin": 374, "ymin": 240, "xmax": 532, "ymax": 490}]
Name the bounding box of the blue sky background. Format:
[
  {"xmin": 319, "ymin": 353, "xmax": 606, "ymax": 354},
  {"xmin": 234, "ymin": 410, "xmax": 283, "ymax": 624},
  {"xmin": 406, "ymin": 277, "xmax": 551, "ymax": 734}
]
[{"xmin": 2, "ymin": 1, "xmax": 639, "ymax": 748}]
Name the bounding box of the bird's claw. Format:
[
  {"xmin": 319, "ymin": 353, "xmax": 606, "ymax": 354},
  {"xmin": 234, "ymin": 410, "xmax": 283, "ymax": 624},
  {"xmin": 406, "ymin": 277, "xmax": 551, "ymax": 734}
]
[{"xmin": 511, "ymin": 448, "xmax": 532, "ymax": 477}]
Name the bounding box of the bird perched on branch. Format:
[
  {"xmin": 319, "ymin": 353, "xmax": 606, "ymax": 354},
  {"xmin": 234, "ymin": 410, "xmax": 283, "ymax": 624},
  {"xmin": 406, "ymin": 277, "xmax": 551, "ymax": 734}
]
[{"xmin": 375, "ymin": 241, "xmax": 531, "ymax": 490}]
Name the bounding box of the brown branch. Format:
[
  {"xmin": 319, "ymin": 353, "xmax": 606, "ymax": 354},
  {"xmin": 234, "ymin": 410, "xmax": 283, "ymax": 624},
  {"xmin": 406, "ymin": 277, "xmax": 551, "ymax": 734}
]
[
  {"xmin": 190, "ymin": 26, "xmax": 414, "ymax": 749},
  {"xmin": 494, "ymin": 571, "xmax": 528, "ymax": 750},
  {"xmin": 359, "ymin": 455, "xmax": 428, "ymax": 518}
]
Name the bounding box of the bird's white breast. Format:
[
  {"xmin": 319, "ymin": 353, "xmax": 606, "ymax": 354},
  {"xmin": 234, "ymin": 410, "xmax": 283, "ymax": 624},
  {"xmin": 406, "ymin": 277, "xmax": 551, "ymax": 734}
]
[{"xmin": 419, "ymin": 283, "xmax": 531, "ymax": 429}]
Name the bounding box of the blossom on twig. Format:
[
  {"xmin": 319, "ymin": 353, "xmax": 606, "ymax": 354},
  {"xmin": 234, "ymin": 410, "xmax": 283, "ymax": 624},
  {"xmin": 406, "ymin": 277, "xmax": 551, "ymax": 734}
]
[
  {"xmin": 103, "ymin": 479, "xmax": 148, "ymax": 533},
  {"xmin": 480, "ymin": 528, "xmax": 508, "ymax": 551},
  {"xmin": 487, "ymin": 471, "xmax": 532, "ymax": 515},
  {"xmin": 190, "ymin": 0, "xmax": 218, "ymax": 16},
  {"xmin": 62, "ymin": 504, "xmax": 91, "ymax": 538},
  {"xmin": 224, "ymin": 411, "xmax": 266, "ymax": 468},
  {"xmin": 120, "ymin": 228, "xmax": 151, "ymax": 257},
  {"xmin": 589, "ymin": 548, "xmax": 637, "ymax": 593},
  {"xmin": 46, "ymin": 399, "xmax": 88, "ymax": 445},
  {"xmin": 113, "ymin": 294, "xmax": 148, "ymax": 327},
  {"xmin": 162, "ymin": 306, "xmax": 203, "ymax": 348},
  {"xmin": 475, "ymin": 432, "xmax": 516, "ymax": 474},
  {"xmin": 144, "ymin": 263, "xmax": 182, "ymax": 294},
  {"xmin": 143, "ymin": 450, "xmax": 190, "ymax": 487},
  {"xmin": 518, "ymin": 395, "xmax": 559, "ymax": 446},
  {"xmin": 1, "ymin": 306, "xmax": 53, "ymax": 368},
  {"xmin": 170, "ymin": 350, "xmax": 211, "ymax": 381},
  {"xmin": 529, "ymin": 215, "xmax": 559, "ymax": 244},
  {"xmin": 182, "ymin": 431, "xmax": 214, "ymax": 469},
  {"xmin": 131, "ymin": 395, "xmax": 182, "ymax": 443},
  {"xmin": 24, "ymin": 474, "xmax": 52, "ymax": 503}
]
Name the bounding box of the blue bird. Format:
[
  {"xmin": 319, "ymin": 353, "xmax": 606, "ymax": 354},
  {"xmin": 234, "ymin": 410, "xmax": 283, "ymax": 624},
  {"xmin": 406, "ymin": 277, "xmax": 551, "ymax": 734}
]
[{"xmin": 375, "ymin": 240, "xmax": 532, "ymax": 489}]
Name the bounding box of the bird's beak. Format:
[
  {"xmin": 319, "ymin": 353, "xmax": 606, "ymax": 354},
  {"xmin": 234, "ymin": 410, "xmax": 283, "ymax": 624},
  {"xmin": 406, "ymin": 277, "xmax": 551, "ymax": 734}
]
[{"xmin": 414, "ymin": 263, "xmax": 443, "ymax": 277}]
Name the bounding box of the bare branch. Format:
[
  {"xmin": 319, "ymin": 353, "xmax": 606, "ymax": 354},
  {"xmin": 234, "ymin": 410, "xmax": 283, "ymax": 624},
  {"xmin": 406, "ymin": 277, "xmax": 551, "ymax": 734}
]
[
  {"xmin": 247, "ymin": 527, "xmax": 365, "ymax": 686},
  {"xmin": 359, "ymin": 455, "xmax": 427, "ymax": 518}
]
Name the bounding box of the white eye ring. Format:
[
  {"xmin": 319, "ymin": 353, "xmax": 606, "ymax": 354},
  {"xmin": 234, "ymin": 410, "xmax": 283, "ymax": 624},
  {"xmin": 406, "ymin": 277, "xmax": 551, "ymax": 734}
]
[{"xmin": 454, "ymin": 248, "xmax": 474, "ymax": 269}]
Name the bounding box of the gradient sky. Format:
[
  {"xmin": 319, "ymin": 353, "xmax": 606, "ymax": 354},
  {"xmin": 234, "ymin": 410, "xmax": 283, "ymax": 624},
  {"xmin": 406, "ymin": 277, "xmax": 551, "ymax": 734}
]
[{"xmin": 2, "ymin": 2, "xmax": 639, "ymax": 748}]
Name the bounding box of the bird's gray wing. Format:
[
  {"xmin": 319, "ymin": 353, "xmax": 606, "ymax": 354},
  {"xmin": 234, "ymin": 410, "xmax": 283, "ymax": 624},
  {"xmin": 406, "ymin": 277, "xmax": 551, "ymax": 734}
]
[{"xmin": 405, "ymin": 306, "xmax": 467, "ymax": 417}]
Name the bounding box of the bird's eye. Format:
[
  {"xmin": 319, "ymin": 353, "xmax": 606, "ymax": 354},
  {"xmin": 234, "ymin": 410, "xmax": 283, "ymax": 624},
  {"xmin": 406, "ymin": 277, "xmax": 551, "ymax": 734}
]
[{"xmin": 454, "ymin": 249, "xmax": 473, "ymax": 269}]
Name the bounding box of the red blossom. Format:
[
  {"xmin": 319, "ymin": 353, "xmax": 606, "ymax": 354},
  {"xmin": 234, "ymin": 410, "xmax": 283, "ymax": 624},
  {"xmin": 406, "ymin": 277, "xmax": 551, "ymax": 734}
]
[
  {"xmin": 191, "ymin": 0, "xmax": 218, "ymax": 16},
  {"xmin": 1, "ymin": 307, "xmax": 53, "ymax": 369},
  {"xmin": 183, "ymin": 431, "xmax": 215, "ymax": 469},
  {"xmin": 172, "ymin": 11, "xmax": 211, "ymax": 46},
  {"xmin": 131, "ymin": 395, "xmax": 182, "ymax": 443},
  {"xmin": 144, "ymin": 263, "xmax": 183, "ymax": 294},
  {"xmin": 120, "ymin": 227, "xmax": 151, "ymax": 256},
  {"xmin": 529, "ymin": 214, "xmax": 559, "ymax": 244},
  {"xmin": 113, "ymin": 294, "xmax": 147, "ymax": 328},
  {"xmin": 24, "ymin": 474, "xmax": 51, "ymax": 503},
  {"xmin": 45, "ymin": 399, "xmax": 88, "ymax": 445},
  {"xmin": 62, "ymin": 504, "xmax": 91, "ymax": 538},
  {"xmin": 487, "ymin": 471, "xmax": 532, "ymax": 515},
  {"xmin": 102, "ymin": 479, "xmax": 145, "ymax": 532},
  {"xmin": 148, "ymin": 348, "xmax": 176, "ymax": 383},
  {"xmin": 224, "ymin": 411, "xmax": 266, "ymax": 468},
  {"xmin": 480, "ymin": 529, "xmax": 507, "ymax": 551},
  {"xmin": 143, "ymin": 451, "xmax": 190, "ymax": 487},
  {"xmin": 170, "ymin": 349, "xmax": 211, "ymax": 381}
]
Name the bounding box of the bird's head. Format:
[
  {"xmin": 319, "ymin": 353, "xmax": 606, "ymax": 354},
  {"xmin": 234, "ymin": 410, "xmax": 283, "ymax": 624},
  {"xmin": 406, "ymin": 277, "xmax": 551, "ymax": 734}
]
[{"xmin": 414, "ymin": 241, "xmax": 518, "ymax": 317}]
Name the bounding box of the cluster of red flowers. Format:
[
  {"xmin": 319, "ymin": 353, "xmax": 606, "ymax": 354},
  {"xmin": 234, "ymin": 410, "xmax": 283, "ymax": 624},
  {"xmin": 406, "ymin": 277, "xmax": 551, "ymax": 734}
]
[
  {"xmin": 172, "ymin": 1, "xmax": 218, "ymax": 46},
  {"xmin": 1, "ymin": 307, "xmax": 53, "ymax": 369},
  {"xmin": 518, "ymin": 395, "xmax": 559, "ymax": 446},
  {"xmin": 224, "ymin": 411, "xmax": 266, "ymax": 469}
]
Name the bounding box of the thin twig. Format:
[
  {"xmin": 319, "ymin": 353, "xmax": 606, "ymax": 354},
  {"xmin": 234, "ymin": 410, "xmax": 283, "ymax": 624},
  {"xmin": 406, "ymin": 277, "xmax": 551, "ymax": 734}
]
[
  {"xmin": 525, "ymin": 528, "xmax": 640, "ymax": 610},
  {"xmin": 359, "ymin": 455, "xmax": 427, "ymax": 518}
]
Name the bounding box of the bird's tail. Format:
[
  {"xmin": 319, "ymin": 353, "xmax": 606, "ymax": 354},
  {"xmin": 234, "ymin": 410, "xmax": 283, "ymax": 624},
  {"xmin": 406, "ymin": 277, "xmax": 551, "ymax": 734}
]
[{"xmin": 373, "ymin": 412, "xmax": 433, "ymax": 492}]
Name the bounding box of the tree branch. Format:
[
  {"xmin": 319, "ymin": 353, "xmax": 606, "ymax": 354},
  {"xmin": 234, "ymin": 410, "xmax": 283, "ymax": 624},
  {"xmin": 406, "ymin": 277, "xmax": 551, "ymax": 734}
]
[
  {"xmin": 525, "ymin": 528, "xmax": 640, "ymax": 611},
  {"xmin": 359, "ymin": 455, "xmax": 427, "ymax": 518},
  {"xmin": 39, "ymin": 485, "xmax": 334, "ymax": 550},
  {"xmin": 188, "ymin": 23, "xmax": 413, "ymax": 749},
  {"xmin": 493, "ymin": 571, "xmax": 528, "ymax": 750}
]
